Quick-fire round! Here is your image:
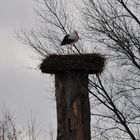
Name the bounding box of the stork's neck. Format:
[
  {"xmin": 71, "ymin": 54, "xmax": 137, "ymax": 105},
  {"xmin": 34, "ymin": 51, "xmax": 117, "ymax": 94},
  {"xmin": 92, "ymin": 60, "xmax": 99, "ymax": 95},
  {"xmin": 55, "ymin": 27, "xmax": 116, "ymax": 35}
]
[{"xmin": 75, "ymin": 31, "xmax": 79, "ymax": 39}]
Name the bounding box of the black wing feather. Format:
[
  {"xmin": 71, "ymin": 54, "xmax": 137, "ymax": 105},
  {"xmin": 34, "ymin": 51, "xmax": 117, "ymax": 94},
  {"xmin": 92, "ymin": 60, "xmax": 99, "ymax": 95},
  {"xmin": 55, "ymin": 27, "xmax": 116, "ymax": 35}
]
[{"xmin": 61, "ymin": 35, "xmax": 75, "ymax": 45}]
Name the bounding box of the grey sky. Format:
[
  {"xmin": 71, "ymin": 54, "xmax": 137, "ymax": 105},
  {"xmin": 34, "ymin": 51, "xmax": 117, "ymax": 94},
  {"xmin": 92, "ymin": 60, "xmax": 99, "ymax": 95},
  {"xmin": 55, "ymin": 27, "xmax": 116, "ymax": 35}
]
[{"xmin": 0, "ymin": 0, "xmax": 56, "ymax": 138}]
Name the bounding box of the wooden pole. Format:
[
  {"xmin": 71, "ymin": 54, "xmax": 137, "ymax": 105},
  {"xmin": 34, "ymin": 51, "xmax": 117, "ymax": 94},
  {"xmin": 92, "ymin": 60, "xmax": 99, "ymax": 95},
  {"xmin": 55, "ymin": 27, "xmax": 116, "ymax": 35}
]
[
  {"xmin": 40, "ymin": 54, "xmax": 105, "ymax": 140},
  {"xmin": 55, "ymin": 72, "xmax": 90, "ymax": 140}
]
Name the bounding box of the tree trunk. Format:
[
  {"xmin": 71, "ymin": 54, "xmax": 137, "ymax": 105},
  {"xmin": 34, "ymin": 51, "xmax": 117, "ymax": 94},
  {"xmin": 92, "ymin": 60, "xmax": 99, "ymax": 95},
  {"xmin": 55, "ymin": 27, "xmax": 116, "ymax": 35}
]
[{"xmin": 55, "ymin": 72, "xmax": 91, "ymax": 140}]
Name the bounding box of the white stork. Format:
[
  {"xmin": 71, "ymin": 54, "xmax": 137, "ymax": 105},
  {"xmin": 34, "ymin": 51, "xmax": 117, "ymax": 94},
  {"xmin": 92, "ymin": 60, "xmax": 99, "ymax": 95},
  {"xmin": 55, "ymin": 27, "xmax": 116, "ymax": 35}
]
[{"xmin": 61, "ymin": 31, "xmax": 79, "ymax": 46}]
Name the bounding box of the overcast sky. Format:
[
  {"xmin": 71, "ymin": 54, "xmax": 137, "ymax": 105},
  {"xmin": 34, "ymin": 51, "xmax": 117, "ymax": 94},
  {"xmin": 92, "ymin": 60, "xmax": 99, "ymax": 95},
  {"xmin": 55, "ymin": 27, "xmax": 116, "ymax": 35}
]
[{"xmin": 0, "ymin": 0, "xmax": 56, "ymax": 139}]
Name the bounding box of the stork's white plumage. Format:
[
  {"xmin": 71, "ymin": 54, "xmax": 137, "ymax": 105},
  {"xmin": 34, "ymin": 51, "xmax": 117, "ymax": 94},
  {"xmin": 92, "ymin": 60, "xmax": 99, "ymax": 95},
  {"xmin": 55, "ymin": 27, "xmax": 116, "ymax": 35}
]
[{"xmin": 61, "ymin": 31, "xmax": 79, "ymax": 46}]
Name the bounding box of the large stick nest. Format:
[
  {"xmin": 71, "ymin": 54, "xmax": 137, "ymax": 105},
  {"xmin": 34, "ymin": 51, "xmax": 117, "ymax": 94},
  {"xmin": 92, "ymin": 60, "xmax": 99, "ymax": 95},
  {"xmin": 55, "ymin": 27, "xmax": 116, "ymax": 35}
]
[{"xmin": 40, "ymin": 53, "xmax": 106, "ymax": 74}]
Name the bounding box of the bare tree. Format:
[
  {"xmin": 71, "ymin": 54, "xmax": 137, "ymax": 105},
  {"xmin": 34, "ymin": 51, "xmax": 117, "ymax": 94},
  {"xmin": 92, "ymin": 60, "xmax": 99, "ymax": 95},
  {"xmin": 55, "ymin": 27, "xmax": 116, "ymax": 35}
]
[
  {"xmin": 0, "ymin": 108, "xmax": 43, "ymax": 140},
  {"xmin": 0, "ymin": 108, "xmax": 21, "ymax": 140},
  {"xmin": 17, "ymin": 0, "xmax": 84, "ymax": 57},
  {"xmin": 17, "ymin": 0, "xmax": 140, "ymax": 140},
  {"xmin": 82, "ymin": 0, "xmax": 140, "ymax": 139}
]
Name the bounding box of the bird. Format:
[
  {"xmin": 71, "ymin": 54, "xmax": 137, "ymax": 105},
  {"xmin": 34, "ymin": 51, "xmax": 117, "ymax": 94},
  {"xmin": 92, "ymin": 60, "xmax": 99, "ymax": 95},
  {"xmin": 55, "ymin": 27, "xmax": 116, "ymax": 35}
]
[{"xmin": 61, "ymin": 31, "xmax": 79, "ymax": 46}]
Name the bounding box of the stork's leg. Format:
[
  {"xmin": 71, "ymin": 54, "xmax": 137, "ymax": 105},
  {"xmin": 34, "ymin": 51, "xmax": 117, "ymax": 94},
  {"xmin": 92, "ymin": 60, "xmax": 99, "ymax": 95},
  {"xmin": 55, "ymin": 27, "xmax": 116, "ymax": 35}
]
[
  {"xmin": 70, "ymin": 45, "xmax": 76, "ymax": 54},
  {"xmin": 66, "ymin": 44, "xmax": 77, "ymax": 54}
]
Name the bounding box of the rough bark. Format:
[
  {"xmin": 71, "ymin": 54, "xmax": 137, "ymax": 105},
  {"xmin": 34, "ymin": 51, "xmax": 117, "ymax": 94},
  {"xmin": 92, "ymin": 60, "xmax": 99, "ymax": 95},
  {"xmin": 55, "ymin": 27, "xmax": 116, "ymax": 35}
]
[{"xmin": 55, "ymin": 72, "xmax": 91, "ymax": 140}]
